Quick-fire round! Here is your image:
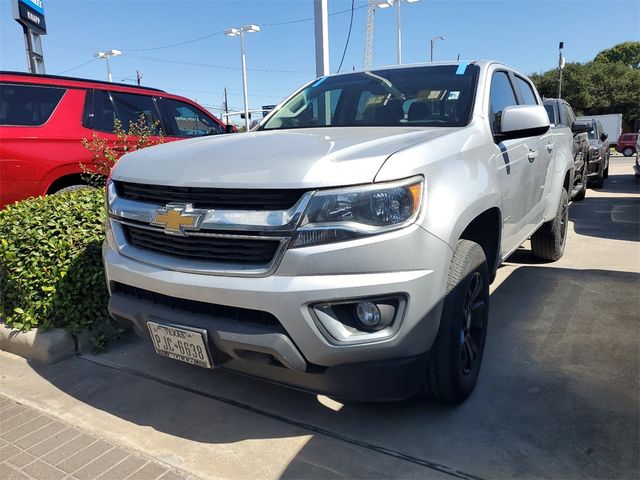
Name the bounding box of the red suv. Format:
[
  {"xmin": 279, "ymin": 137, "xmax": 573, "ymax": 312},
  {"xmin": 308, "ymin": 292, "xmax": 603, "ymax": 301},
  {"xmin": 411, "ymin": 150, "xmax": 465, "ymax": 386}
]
[
  {"xmin": 0, "ymin": 71, "xmax": 230, "ymax": 208},
  {"xmin": 616, "ymin": 132, "xmax": 638, "ymax": 157}
]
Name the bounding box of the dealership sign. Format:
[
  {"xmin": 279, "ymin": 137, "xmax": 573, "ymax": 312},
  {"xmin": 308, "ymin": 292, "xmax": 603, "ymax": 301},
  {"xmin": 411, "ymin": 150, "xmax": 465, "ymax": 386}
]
[{"xmin": 13, "ymin": 0, "xmax": 46, "ymax": 35}]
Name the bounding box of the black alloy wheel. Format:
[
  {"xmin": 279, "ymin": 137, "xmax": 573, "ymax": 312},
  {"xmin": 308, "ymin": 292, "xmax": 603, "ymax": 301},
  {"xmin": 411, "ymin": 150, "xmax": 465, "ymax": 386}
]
[{"xmin": 460, "ymin": 271, "xmax": 486, "ymax": 375}]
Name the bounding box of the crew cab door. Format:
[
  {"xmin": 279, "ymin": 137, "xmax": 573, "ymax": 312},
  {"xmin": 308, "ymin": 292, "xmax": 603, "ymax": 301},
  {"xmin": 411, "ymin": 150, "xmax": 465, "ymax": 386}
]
[
  {"xmin": 488, "ymin": 70, "xmax": 547, "ymax": 257},
  {"xmin": 512, "ymin": 75, "xmax": 553, "ymax": 223}
]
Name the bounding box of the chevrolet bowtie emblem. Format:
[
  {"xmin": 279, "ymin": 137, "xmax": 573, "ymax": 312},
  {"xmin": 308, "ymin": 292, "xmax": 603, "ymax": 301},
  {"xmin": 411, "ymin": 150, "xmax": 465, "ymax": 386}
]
[{"xmin": 151, "ymin": 204, "xmax": 204, "ymax": 235}]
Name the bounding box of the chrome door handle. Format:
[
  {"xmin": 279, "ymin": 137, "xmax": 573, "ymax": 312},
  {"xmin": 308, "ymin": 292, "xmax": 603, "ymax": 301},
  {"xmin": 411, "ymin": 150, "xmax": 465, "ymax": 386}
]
[
  {"xmin": 546, "ymin": 143, "xmax": 555, "ymax": 152},
  {"xmin": 528, "ymin": 149, "xmax": 538, "ymax": 162}
]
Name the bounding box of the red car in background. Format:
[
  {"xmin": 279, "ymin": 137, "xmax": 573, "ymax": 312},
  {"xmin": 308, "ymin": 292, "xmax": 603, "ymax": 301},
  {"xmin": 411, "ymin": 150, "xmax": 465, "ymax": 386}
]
[
  {"xmin": 0, "ymin": 71, "xmax": 231, "ymax": 208},
  {"xmin": 616, "ymin": 132, "xmax": 638, "ymax": 157}
]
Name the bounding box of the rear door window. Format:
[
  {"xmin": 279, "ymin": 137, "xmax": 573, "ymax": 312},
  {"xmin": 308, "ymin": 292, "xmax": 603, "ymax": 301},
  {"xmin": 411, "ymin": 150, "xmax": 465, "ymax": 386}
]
[
  {"xmin": 0, "ymin": 83, "xmax": 66, "ymax": 126},
  {"xmin": 85, "ymin": 90, "xmax": 163, "ymax": 134},
  {"xmin": 514, "ymin": 76, "xmax": 538, "ymax": 105},
  {"xmin": 161, "ymin": 98, "xmax": 223, "ymax": 137},
  {"xmin": 544, "ymin": 104, "xmax": 557, "ymax": 125},
  {"xmin": 111, "ymin": 92, "xmax": 162, "ymax": 133},
  {"xmin": 561, "ymin": 103, "xmax": 576, "ymax": 127}
]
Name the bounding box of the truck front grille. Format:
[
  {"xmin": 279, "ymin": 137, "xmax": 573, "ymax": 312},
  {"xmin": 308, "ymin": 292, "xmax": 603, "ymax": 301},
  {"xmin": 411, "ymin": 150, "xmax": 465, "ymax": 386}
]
[
  {"xmin": 123, "ymin": 224, "xmax": 280, "ymax": 265},
  {"xmin": 115, "ymin": 181, "xmax": 306, "ymax": 211}
]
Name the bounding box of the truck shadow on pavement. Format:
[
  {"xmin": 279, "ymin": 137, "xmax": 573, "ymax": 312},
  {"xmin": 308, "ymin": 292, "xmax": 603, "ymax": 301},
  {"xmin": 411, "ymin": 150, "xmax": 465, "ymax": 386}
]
[{"xmin": 29, "ymin": 265, "xmax": 639, "ymax": 480}]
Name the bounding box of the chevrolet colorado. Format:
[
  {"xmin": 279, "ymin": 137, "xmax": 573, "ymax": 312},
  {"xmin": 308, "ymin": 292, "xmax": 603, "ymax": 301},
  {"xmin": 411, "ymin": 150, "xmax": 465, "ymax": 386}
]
[{"xmin": 103, "ymin": 62, "xmax": 573, "ymax": 403}]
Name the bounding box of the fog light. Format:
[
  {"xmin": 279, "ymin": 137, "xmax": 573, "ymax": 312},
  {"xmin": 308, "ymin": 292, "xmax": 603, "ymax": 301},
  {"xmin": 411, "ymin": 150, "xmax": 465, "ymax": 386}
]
[{"xmin": 356, "ymin": 301, "xmax": 381, "ymax": 328}]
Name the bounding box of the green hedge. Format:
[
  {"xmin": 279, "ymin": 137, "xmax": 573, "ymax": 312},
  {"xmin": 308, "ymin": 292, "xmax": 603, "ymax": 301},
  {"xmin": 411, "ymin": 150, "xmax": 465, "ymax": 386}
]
[{"xmin": 0, "ymin": 188, "xmax": 109, "ymax": 337}]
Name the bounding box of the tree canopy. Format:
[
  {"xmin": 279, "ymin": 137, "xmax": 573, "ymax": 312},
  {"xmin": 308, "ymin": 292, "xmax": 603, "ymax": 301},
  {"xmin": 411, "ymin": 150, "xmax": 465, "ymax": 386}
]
[{"xmin": 530, "ymin": 42, "xmax": 640, "ymax": 128}]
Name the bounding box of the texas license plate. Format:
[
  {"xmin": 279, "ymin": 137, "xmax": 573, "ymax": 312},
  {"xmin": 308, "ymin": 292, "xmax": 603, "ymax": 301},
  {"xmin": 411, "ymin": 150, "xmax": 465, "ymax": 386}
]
[{"xmin": 147, "ymin": 322, "xmax": 212, "ymax": 368}]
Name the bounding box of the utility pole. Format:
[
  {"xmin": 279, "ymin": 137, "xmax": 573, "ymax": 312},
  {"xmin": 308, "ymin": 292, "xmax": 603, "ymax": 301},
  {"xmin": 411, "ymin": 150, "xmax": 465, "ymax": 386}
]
[
  {"xmin": 557, "ymin": 41, "xmax": 564, "ymax": 99},
  {"xmin": 136, "ymin": 70, "xmax": 142, "ymax": 86},
  {"xmin": 314, "ymin": 0, "xmax": 329, "ymax": 76},
  {"xmin": 364, "ymin": 0, "xmax": 375, "ymax": 69},
  {"xmin": 224, "ymin": 87, "xmax": 229, "ymax": 125}
]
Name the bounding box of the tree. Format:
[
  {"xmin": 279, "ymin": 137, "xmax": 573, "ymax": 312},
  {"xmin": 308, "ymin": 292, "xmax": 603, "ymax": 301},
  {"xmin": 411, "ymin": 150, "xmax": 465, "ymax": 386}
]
[
  {"xmin": 594, "ymin": 41, "xmax": 640, "ymax": 69},
  {"xmin": 530, "ymin": 43, "xmax": 640, "ymax": 127}
]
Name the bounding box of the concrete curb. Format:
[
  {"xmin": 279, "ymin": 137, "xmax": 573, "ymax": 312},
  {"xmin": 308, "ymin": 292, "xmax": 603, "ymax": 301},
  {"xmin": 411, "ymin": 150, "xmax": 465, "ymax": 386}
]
[{"xmin": 0, "ymin": 322, "xmax": 94, "ymax": 364}]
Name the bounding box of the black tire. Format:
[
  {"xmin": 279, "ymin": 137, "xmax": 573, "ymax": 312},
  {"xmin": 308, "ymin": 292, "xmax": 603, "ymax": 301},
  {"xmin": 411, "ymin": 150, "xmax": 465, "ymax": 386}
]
[
  {"xmin": 531, "ymin": 188, "xmax": 569, "ymax": 261},
  {"xmin": 603, "ymin": 156, "xmax": 609, "ymax": 179},
  {"xmin": 572, "ymin": 161, "xmax": 587, "ymax": 201},
  {"xmin": 590, "ymin": 165, "xmax": 604, "ymax": 189},
  {"xmin": 53, "ymin": 184, "xmax": 92, "ymax": 195},
  {"xmin": 572, "ymin": 174, "xmax": 586, "ymax": 201},
  {"xmin": 623, "ymin": 147, "xmax": 634, "ymax": 157},
  {"xmin": 420, "ymin": 240, "xmax": 489, "ymax": 404}
]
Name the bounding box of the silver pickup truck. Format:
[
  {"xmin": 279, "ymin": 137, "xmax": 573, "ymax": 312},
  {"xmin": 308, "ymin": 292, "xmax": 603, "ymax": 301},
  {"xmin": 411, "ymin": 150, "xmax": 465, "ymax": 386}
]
[{"xmin": 104, "ymin": 61, "xmax": 573, "ymax": 403}]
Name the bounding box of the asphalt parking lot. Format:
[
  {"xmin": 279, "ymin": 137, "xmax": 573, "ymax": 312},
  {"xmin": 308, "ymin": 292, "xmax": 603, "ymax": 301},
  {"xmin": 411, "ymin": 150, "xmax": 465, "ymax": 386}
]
[{"xmin": 1, "ymin": 155, "xmax": 638, "ymax": 480}]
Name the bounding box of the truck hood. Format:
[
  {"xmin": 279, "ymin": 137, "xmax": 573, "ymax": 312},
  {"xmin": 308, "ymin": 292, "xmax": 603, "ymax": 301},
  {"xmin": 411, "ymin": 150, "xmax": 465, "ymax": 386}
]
[{"xmin": 112, "ymin": 127, "xmax": 456, "ymax": 189}]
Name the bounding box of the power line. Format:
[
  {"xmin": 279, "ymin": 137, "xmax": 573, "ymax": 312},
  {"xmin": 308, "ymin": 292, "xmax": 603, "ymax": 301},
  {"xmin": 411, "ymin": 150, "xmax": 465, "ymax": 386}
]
[
  {"xmin": 128, "ymin": 31, "xmax": 225, "ymax": 52},
  {"xmin": 56, "ymin": 58, "xmax": 98, "ymax": 74},
  {"xmin": 127, "ymin": 53, "xmax": 313, "ymax": 74},
  {"xmin": 122, "ymin": 2, "xmax": 368, "ymax": 52},
  {"xmin": 337, "ymin": 0, "xmax": 356, "ymax": 73}
]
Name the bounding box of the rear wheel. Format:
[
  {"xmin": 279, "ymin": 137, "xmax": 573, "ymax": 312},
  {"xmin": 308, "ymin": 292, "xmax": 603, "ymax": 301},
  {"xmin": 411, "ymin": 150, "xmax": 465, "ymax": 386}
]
[
  {"xmin": 420, "ymin": 240, "xmax": 489, "ymax": 404},
  {"xmin": 531, "ymin": 188, "xmax": 569, "ymax": 261}
]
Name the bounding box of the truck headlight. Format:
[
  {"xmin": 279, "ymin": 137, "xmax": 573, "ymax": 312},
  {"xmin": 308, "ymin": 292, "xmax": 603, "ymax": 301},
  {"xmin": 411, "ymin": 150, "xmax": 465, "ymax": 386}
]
[{"xmin": 292, "ymin": 176, "xmax": 423, "ymax": 248}]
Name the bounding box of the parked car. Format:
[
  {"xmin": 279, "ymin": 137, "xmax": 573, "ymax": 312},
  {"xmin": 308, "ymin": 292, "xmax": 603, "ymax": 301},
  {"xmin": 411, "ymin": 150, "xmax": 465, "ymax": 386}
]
[
  {"xmin": 0, "ymin": 71, "xmax": 231, "ymax": 208},
  {"xmin": 579, "ymin": 113, "xmax": 622, "ymax": 147},
  {"xmin": 104, "ymin": 61, "xmax": 573, "ymax": 404},
  {"xmin": 616, "ymin": 132, "xmax": 638, "ymax": 157},
  {"xmin": 576, "ymin": 117, "xmax": 610, "ymax": 188},
  {"xmin": 544, "ymin": 98, "xmax": 590, "ymax": 200}
]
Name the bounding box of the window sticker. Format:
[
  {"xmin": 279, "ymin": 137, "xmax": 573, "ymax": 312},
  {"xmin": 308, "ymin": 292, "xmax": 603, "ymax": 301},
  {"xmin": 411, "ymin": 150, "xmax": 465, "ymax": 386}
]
[
  {"xmin": 455, "ymin": 62, "xmax": 468, "ymax": 75},
  {"xmin": 448, "ymin": 91, "xmax": 460, "ymax": 100},
  {"xmin": 311, "ymin": 76, "xmax": 327, "ymax": 87}
]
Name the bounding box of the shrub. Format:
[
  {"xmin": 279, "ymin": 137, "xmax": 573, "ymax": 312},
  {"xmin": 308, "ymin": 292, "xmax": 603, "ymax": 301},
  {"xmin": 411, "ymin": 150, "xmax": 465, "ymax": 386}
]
[
  {"xmin": 81, "ymin": 114, "xmax": 163, "ymax": 186},
  {"xmin": 0, "ymin": 188, "xmax": 109, "ymax": 338}
]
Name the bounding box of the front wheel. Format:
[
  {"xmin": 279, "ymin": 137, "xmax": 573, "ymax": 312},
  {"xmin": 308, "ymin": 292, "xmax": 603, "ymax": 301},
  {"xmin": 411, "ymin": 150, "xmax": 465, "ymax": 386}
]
[
  {"xmin": 603, "ymin": 155, "xmax": 609, "ymax": 179},
  {"xmin": 420, "ymin": 240, "xmax": 489, "ymax": 404},
  {"xmin": 531, "ymin": 188, "xmax": 569, "ymax": 261},
  {"xmin": 623, "ymin": 147, "xmax": 634, "ymax": 157}
]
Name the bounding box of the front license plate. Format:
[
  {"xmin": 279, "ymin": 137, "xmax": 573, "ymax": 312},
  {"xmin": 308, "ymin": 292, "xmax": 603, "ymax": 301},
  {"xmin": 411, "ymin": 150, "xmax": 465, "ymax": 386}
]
[{"xmin": 147, "ymin": 322, "xmax": 212, "ymax": 369}]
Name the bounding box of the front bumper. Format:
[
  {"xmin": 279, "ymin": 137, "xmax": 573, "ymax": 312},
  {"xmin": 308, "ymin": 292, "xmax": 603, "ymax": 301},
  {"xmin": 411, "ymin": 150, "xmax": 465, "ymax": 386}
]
[{"xmin": 103, "ymin": 224, "xmax": 452, "ymax": 399}]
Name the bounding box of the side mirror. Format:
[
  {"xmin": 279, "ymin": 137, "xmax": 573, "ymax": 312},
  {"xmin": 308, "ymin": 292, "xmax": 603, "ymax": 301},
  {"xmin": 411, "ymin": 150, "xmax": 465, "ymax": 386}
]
[
  {"xmin": 571, "ymin": 122, "xmax": 590, "ymax": 134},
  {"xmin": 225, "ymin": 124, "xmax": 235, "ymax": 134},
  {"xmin": 600, "ymin": 133, "xmax": 608, "ymax": 141},
  {"xmin": 494, "ymin": 105, "xmax": 550, "ymax": 142}
]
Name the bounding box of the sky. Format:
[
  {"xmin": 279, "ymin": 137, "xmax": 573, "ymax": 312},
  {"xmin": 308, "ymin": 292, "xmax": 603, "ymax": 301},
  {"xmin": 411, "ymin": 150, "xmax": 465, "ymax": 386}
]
[{"xmin": 1, "ymin": 0, "xmax": 638, "ymax": 123}]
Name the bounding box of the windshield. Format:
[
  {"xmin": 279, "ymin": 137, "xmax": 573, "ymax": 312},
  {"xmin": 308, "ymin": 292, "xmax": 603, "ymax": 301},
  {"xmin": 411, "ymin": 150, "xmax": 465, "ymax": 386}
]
[
  {"xmin": 587, "ymin": 124, "xmax": 596, "ymax": 140},
  {"xmin": 261, "ymin": 64, "xmax": 479, "ymax": 130}
]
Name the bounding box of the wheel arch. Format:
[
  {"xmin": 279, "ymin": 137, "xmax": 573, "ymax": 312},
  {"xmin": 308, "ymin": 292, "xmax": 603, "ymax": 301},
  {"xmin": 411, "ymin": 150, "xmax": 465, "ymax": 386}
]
[
  {"xmin": 458, "ymin": 207, "xmax": 502, "ymax": 283},
  {"xmin": 46, "ymin": 173, "xmax": 89, "ymax": 194}
]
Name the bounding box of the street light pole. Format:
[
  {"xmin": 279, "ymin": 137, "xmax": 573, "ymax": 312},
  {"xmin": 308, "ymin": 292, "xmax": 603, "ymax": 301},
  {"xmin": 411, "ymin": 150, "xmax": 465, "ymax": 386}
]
[
  {"xmin": 239, "ymin": 31, "xmax": 250, "ymax": 133},
  {"xmin": 396, "ymin": 0, "xmax": 402, "ymax": 65},
  {"xmin": 430, "ymin": 35, "xmax": 445, "ymax": 62},
  {"xmin": 557, "ymin": 41, "xmax": 564, "ymax": 99},
  {"xmin": 225, "ymin": 25, "xmax": 260, "ymax": 133},
  {"xmin": 377, "ymin": 0, "xmax": 419, "ymax": 65},
  {"xmin": 95, "ymin": 49, "xmax": 122, "ymax": 82}
]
